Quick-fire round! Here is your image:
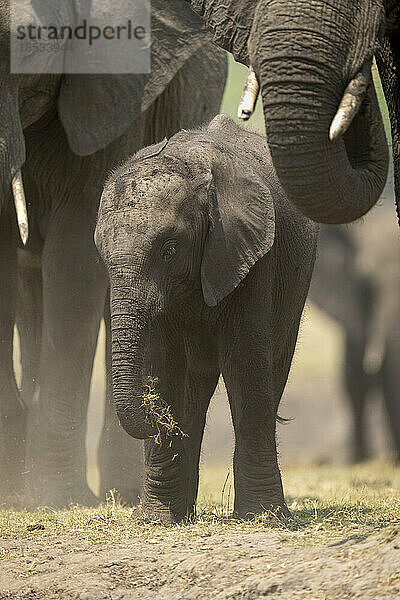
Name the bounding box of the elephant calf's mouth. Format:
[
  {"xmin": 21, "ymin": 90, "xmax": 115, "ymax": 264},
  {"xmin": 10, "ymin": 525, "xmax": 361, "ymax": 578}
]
[{"xmin": 141, "ymin": 377, "xmax": 187, "ymax": 445}]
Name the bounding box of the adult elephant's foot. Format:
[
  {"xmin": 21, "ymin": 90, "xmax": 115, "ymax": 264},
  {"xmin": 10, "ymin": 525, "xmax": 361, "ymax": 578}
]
[
  {"xmin": 25, "ymin": 452, "xmax": 99, "ymax": 509},
  {"xmin": 98, "ymin": 424, "xmax": 144, "ymax": 506},
  {"xmin": 348, "ymin": 451, "xmax": 369, "ymax": 465},
  {"xmin": 29, "ymin": 483, "xmax": 99, "ymax": 510},
  {"xmin": 348, "ymin": 441, "xmax": 370, "ymax": 464},
  {"xmin": 348, "ymin": 430, "xmax": 369, "ymax": 464},
  {"xmin": 0, "ymin": 407, "xmax": 27, "ymax": 502},
  {"xmin": 26, "ymin": 409, "xmax": 98, "ymax": 509},
  {"xmin": 0, "ymin": 466, "xmax": 26, "ymax": 506},
  {"xmin": 101, "ymin": 478, "xmax": 142, "ymax": 507}
]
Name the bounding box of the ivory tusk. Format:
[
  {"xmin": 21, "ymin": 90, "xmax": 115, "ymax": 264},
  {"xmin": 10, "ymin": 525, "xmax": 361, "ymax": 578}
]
[
  {"xmin": 12, "ymin": 170, "xmax": 28, "ymax": 245},
  {"xmin": 329, "ymin": 61, "xmax": 372, "ymax": 141},
  {"xmin": 237, "ymin": 66, "xmax": 260, "ymax": 121}
]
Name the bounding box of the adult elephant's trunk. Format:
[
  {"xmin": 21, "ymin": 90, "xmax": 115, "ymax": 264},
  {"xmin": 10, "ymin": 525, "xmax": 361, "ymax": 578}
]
[
  {"xmin": 110, "ymin": 278, "xmax": 156, "ymax": 440},
  {"xmin": 250, "ymin": 0, "xmax": 389, "ymax": 224}
]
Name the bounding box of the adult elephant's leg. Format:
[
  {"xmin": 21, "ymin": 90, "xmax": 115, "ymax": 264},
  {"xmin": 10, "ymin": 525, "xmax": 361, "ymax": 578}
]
[
  {"xmin": 342, "ymin": 275, "xmax": 374, "ymax": 463},
  {"xmin": 380, "ymin": 270, "xmax": 400, "ymax": 461},
  {"xmin": 16, "ymin": 251, "xmax": 43, "ymax": 407},
  {"xmin": 343, "ymin": 334, "xmax": 369, "ymax": 463},
  {"xmin": 98, "ymin": 295, "xmax": 144, "ymax": 504},
  {"xmin": 27, "ymin": 200, "xmax": 107, "ymax": 507},
  {"xmin": 0, "ymin": 211, "xmax": 26, "ymax": 498},
  {"xmin": 382, "ymin": 334, "xmax": 400, "ymax": 462}
]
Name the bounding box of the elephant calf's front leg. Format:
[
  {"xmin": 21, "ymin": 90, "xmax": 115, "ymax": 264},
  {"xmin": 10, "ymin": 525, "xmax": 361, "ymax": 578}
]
[
  {"xmin": 141, "ymin": 438, "xmax": 191, "ymax": 524},
  {"xmin": 139, "ymin": 367, "xmax": 218, "ymax": 524}
]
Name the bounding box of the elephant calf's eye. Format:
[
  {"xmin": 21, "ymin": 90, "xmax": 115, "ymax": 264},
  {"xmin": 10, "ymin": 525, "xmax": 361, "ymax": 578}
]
[{"xmin": 160, "ymin": 240, "xmax": 178, "ymax": 262}]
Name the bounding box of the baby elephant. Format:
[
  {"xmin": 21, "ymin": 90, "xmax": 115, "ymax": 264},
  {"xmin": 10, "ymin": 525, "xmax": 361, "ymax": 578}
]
[{"xmin": 95, "ymin": 115, "xmax": 318, "ymax": 523}]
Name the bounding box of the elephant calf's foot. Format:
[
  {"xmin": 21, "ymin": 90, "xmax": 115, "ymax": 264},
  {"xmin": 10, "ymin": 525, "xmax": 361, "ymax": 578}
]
[
  {"xmin": 234, "ymin": 501, "xmax": 291, "ymax": 521},
  {"xmin": 233, "ymin": 460, "xmax": 289, "ymax": 520},
  {"xmin": 134, "ymin": 494, "xmax": 195, "ymax": 525},
  {"xmin": 131, "ymin": 506, "xmax": 177, "ymax": 526},
  {"xmin": 234, "ymin": 481, "xmax": 290, "ymax": 521}
]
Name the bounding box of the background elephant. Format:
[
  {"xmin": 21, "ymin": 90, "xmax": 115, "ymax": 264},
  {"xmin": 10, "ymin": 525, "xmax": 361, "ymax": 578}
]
[
  {"xmin": 186, "ymin": 0, "xmax": 399, "ymax": 226},
  {"xmin": 95, "ymin": 115, "xmax": 318, "ymax": 522},
  {"xmin": 310, "ymin": 219, "xmax": 400, "ymax": 462},
  {"xmin": 0, "ymin": 0, "xmax": 228, "ymax": 507}
]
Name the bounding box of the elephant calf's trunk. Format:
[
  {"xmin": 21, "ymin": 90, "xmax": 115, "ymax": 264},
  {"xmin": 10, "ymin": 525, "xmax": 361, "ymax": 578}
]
[{"xmin": 110, "ymin": 296, "xmax": 156, "ymax": 440}]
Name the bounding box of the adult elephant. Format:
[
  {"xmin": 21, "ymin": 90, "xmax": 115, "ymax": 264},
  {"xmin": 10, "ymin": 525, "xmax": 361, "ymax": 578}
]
[
  {"xmin": 186, "ymin": 0, "xmax": 399, "ymax": 225},
  {"xmin": 0, "ymin": 0, "xmax": 227, "ymax": 507},
  {"xmin": 310, "ymin": 217, "xmax": 400, "ymax": 462}
]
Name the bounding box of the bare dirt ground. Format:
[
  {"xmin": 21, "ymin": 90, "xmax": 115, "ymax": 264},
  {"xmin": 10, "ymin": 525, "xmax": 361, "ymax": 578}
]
[{"xmin": 1, "ymin": 524, "xmax": 400, "ymax": 599}]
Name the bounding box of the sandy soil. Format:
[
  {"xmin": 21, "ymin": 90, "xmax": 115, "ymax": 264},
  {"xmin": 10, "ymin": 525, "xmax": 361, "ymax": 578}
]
[{"xmin": 1, "ymin": 527, "xmax": 400, "ymax": 599}]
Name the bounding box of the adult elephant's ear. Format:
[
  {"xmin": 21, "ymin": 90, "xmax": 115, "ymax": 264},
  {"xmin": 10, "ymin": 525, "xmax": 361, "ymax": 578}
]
[
  {"xmin": 187, "ymin": 0, "xmax": 258, "ymax": 65},
  {"xmin": 58, "ymin": 0, "xmax": 211, "ymax": 156},
  {"xmin": 201, "ymin": 115, "xmax": 275, "ymax": 307}
]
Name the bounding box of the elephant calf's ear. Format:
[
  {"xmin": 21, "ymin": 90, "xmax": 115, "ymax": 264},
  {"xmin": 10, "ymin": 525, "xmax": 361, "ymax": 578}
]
[{"xmin": 201, "ymin": 153, "xmax": 275, "ymax": 307}]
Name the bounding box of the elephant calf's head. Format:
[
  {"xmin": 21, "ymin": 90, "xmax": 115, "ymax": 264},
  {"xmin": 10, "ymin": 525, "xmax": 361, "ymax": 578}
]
[{"xmin": 96, "ymin": 144, "xmax": 210, "ymax": 313}]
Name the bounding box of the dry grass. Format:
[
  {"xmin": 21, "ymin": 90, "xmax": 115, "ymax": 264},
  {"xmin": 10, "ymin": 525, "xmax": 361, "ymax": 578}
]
[
  {"xmin": 141, "ymin": 377, "xmax": 188, "ymax": 445},
  {"xmin": 1, "ymin": 462, "xmax": 399, "ymax": 549}
]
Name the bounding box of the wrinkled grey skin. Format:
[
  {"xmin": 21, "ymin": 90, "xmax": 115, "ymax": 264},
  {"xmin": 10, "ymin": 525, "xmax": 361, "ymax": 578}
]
[
  {"xmin": 186, "ymin": 0, "xmax": 400, "ymax": 226},
  {"xmin": 0, "ymin": 0, "xmax": 227, "ymax": 507},
  {"xmin": 310, "ymin": 223, "xmax": 400, "ymax": 462},
  {"xmin": 95, "ymin": 115, "xmax": 318, "ymax": 523}
]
